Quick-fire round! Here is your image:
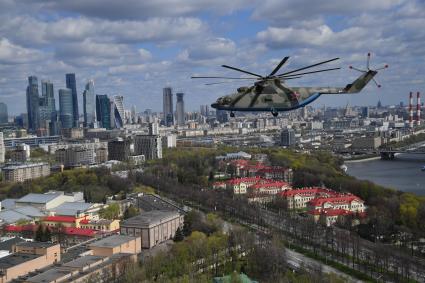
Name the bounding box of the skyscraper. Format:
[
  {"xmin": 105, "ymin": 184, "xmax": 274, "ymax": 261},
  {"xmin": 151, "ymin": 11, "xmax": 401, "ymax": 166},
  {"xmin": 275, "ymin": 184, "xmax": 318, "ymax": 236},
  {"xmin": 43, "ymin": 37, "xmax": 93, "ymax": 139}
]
[
  {"xmin": 39, "ymin": 80, "xmax": 56, "ymax": 130},
  {"xmin": 176, "ymin": 92, "xmax": 185, "ymax": 126},
  {"xmin": 113, "ymin": 95, "xmax": 124, "ymax": 128},
  {"xmin": 0, "ymin": 103, "xmax": 8, "ymax": 124},
  {"xmin": 26, "ymin": 76, "xmax": 40, "ymax": 132},
  {"xmin": 65, "ymin": 73, "xmax": 79, "ymax": 127},
  {"xmin": 131, "ymin": 105, "xmax": 137, "ymax": 124},
  {"xmin": 200, "ymin": 105, "xmax": 209, "ymax": 117},
  {"xmin": 96, "ymin": 95, "xmax": 111, "ymax": 129},
  {"xmin": 59, "ymin": 88, "xmax": 74, "ymax": 129},
  {"xmin": 163, "ymin": 87, "xmax": 173, "ymax": 126},
  {"xmin": 83, "ymin": 80, "xmax": 96, "ymax": 128}
]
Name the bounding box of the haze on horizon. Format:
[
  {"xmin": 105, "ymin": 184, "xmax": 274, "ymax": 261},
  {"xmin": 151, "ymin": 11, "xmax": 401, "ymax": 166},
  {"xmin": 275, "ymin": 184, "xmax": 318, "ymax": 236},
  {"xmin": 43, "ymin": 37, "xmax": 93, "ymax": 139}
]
[{"xmin": 0, "ymin": 0, "xmax": 424, "ymax": 114}]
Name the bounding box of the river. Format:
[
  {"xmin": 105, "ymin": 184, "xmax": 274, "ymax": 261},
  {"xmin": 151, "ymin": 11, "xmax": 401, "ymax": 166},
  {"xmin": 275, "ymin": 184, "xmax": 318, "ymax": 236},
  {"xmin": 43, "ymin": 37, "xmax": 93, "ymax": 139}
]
[{"xmin": 346, "ymin": 154, "xmax": 425, "ymax": 196}]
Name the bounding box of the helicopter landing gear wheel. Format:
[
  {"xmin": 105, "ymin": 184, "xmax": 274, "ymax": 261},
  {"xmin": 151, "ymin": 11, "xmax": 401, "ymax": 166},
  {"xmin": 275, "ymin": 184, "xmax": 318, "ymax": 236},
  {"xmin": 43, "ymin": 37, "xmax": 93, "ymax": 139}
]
[
  {"xmin": 230, "ymin": 111, "xmax": 235, "ymax": 118},
  {"xmin": 271, "ymin": 110, "xmax": 278, "ymax": 117}
]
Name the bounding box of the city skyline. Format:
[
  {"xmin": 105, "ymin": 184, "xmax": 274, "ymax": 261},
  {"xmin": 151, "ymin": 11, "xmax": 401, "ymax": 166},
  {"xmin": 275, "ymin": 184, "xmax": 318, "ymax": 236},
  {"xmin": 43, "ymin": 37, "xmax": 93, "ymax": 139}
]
[{"xmin": 0, "ymin": 1, "xmax": 424, "ymax": 114}]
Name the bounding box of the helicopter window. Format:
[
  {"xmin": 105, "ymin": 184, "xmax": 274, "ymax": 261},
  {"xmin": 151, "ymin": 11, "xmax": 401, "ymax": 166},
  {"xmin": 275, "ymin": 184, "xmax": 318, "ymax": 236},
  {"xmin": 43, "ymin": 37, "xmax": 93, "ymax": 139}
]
[{"xmin": 263, "ymin": 97, "xmax": 273, "ymax": 102}]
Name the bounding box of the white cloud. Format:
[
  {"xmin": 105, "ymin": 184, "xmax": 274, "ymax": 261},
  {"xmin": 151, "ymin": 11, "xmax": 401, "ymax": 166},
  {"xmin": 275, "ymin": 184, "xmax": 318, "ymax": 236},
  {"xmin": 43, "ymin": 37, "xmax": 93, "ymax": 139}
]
[{"xmin": 0, "ymin": 38, "xmax": 45, "ymax": 64}]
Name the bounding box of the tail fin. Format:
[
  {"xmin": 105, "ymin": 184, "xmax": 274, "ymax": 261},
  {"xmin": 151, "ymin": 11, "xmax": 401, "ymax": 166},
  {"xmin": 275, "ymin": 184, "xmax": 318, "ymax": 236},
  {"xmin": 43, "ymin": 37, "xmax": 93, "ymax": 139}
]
[{"xmin": 344, "ymin": 70, "xmax": 377, "ymax": 93}]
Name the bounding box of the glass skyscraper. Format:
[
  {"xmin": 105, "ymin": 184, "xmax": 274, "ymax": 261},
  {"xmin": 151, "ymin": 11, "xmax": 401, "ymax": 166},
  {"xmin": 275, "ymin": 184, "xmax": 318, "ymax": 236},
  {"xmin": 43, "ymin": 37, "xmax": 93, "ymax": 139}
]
[
  {"xmin": 96, "ymin": 95, "xmax": 111, "ymax": 129},
  {"xmin": 83, "ymin": 80, "xmax": 96, "ymax": 128},
  {"xmin": 0, "ymin": 103, "xmax": 8, "ymax": 124},
  {"xmin": 176, "ymin": 92, "xmax": 185, "ymax": 126},
  {"xmin": 163, "ymin": 87, "xmax": 173, "ymax": 126},
  {"xmin": 112, "ymin": 95, "xmax": 124, "ymax": 128},
  {"xmin": 26, "ymin": 76, "xmax": 40, "ymax": 132},
  {"xmin": 65, "ymin": 73, "xmax": 79, "ymax": 127},
  {"xmin": 39, "ymin": 80, "xmax": 56, "ymax": 130},
  {"xmin": 59, "ymin": 88, "xmax": 74, "ymax": 129}
]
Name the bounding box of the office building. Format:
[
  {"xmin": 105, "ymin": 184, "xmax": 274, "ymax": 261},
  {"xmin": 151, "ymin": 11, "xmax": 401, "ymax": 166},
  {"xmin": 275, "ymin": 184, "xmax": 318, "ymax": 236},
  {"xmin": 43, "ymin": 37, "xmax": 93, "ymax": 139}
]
[
  {"xmin": 96, "ymin": 95, "xmax": 111, "ymax": 129},
  {"xmin": 2, "ymin": 162, "xmax": 50, "ymax": 182},
  {"xmin": 26, "ymin": 76, "xmax": 40, "ymax": 132},
  {"xmin": 39, "ymin": 80, "xmax": 56, "ymax": 132},
  {"xmin": 0, "ymin": 132, "xmax": 4, "ymax": 163},
  {"xmin": 83, "ymin": 80, "xmax": 96, "ymax": 128},
  {"xmin": 134, "ymin": 135, "xmax": 162, "ymax": 160},
  {"xmin": 108, "ymin": 138, "xmax": 132, "ymax": 161},
  {"xmin": 200, "ymin": 105, "xmax": 209, "ymax": 116},
  {"xmin": 131, "ymin": 105, "xmax": 137, "ymax": 124},
  {"xmin": 0, "ymin": 102, "xmax": 8, "ymax": 123},
  {"xmin": 120, "ymin": 210, "xmax": 183, "ymax": 249},
  {"xmin": 216, "ymin": 109, "xmax": 229, "ymax": 123},
  {"xmin": 163, "ymin": 87, "xmax": 173, "ymax": 126},
  {"xmin": 65, "ymin": 73, "xmax": 79, "ymax": 127},
  {"xmin": 112, "ymin": 95, "xmax": 124, "ymax": 128},
  {"xmin": 9, "ymin": 144, "xmax": 30, "ymax": 162},
  {"xmin": 59, "ymin": 88, "xmax": 74, "ymax": 129},
  {"xmin": 280, "ymin": 128, "xmax": 296, "ymax": 147},
  {"xmin": 176, "ymin": 92, "xmax": 185, "ymax": 126}
]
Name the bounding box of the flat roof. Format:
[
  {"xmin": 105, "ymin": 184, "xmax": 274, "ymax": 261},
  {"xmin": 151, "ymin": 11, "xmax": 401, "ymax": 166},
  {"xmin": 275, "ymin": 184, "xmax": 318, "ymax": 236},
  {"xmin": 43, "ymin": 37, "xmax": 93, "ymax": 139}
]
[
  {"xmin": 26, "ymin": 268, "xmax": 70, "ymax": 283},
  {"xmin": 0, "ymin": 253, "xmax": 39, "ymax": 269},
  {"xmin": 89, "ymin": 235, "xmax": 137, "ymax": 249},
  {"xmin": 15, "ymin": 241, "xmax": 57, "ymax": 248},
  {"xmin": 120, "ymin": 210, "xmax": 180, "ymax": 228},
  {"xmin": 62, "ymin": 255, "xmax": 106, "ymax": 269},
  {"xmin": 17, "ymin": 192, "xmax": 62, "ymax": 204}
]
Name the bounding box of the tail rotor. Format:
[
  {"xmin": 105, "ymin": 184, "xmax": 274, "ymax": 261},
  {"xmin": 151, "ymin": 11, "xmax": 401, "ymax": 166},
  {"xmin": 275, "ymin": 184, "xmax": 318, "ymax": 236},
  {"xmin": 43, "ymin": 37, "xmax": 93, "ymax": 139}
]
[{"xmin": 349, "ymin": 53, "xmax": 388, "ymax": 88}]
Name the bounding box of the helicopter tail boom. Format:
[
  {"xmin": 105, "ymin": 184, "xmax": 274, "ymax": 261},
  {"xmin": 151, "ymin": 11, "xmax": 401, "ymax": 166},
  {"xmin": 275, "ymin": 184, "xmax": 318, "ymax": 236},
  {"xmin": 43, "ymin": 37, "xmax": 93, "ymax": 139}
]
[{"xmin": 343, "ymin": 70, "xmax": 377, "ymax": 93}]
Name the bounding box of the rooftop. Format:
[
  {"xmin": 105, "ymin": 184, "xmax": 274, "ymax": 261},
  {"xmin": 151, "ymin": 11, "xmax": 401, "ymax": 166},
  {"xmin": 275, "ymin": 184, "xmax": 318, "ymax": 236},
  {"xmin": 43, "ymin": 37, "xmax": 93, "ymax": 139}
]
[
  {"xmin": 0, "ymin": 253, "xmax": 39, "ymax": 269},
  {"xmin": 3, "ymin": 162, "xmax": 49, "ymax": 170},
  {"xmin": 43, "ymin": 216, "xmax": 78, "ymax": 223},
  {"xmin": 89, "ymin": 235, "xmax": 137, "ymax": 248},
  {"xmin": 120, "ymin": 210, "xmax": 180, "ymax": 228},
  {"xmin": 0, "ymin": 237, "xmax": 25, "ymax": 251},
  {"xmin": 50, "ymin": 202, "xmax": 96, "ymax": 216},
  {"xmin": 17, "ymin": 192, "xmax": 63, "ymax": 204},
  {"xmin": 25, "ymin": 268, "xmax": 71, "ymax": 283},
  {"xmin": 15, "ymin": 241, "xmax": 58, "ymax": 248},
  {"xmin": 62, "ymin": 255, "xmax": 106, "ymax": 269}
]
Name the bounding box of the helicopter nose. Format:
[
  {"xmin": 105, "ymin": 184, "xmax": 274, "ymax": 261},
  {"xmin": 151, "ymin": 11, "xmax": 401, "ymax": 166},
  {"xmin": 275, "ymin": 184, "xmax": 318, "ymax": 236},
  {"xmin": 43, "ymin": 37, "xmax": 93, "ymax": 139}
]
[{"xmin": 211, "ymin": 103, "xmax": 219, "ymax": 109}]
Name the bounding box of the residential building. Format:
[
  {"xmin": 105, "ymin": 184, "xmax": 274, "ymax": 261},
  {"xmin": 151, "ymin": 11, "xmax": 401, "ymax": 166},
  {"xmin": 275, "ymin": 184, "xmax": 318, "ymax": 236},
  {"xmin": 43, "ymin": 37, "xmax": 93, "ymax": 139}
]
[
  {"xmin": 0, "ymin": 102, "xmax": 8, "ymax": 124},
  {"xmin": 55, "ymin": 147, "xmax": 95, "ymax": 168},
  {"xmin": 83, "ymin": 80, "xmax": 96, "ymax": 128},
  {"xmin": 279, "ymin": 187, "xmax": 338, "ymax": 210},
  {"xmin": 0, "ymin": 132, "xmax": 4, "ymax": 163},
  {"xmin": 163, "ymin": 87, "xmax": 173, "ymax": 126},
  {"xmin": 162, "ymin": 134, "xmax": 176, "ymax": 148},
  {"xmin": 351, "ymin": 136, "xmax": 382, "ymax": 150},
  {"xmin": 176, "ymin": 92, "xmax": 185, "ymax": 126},
  {"xmin": 79, "ymin": 219, "xmax": 120, "ymax": 232},
  {"xmin": 148, "ymin": 122, "xmax": 159, "ymax": 135},
  {"xmin": 134, "ymin": 135, "xmax": 162, "ymax": 160},
  {"xmin": 307, "ymin": 194, "xmax": 365, "ymax": 213},
  {"xmin": 9, "ymin": 144, "xmax": 30, "ymax": 162},
  {"xmin": 308, "ymin": 209, "xmax": 356, "ymax": 226},
  {"xmin": 226, "ymin": 177, "xmax": 268, "ymax": 194},
  {"xmin": 2, "ymin": 163, "xmax": 50, "ymax": 183},
  {"xmin": 108, "ymin": 137, "xmax": 132, "ymax": 161},
  {"xmin": 65, "ymin": 73, "xmax": 79, "ymax": 127},
  {"xmin": 0, "ymin": 242, "xmax": 60, "ymax": 282},
  {"xmin": 26, "ymin": 76, "xmax": 40, "ymax": 132},
  {"xmin": 96, "ymin": 95, "xmax": 111, "ymax": 129},
  {"xmin": 120, "ymin": 210, "xmax": 183, "ymax": 249},
  {"xmin": 59, "ymin": 88, "xmax": 73, "ymax": 129},
  {"xmin": 4, "ymin": 136, "xmax": 60, "ymax": 148},
  {"xmin": 95, "ymin": 147, "xmax": 108, "ymax": 163}
]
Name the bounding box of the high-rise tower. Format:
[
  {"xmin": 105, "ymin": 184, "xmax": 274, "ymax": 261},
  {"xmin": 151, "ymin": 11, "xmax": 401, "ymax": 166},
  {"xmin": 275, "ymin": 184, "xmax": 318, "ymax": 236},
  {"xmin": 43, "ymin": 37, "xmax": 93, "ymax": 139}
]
[
  {"xmin": 26, "ymin": 76, "xmax": 40, "ymax": 132},
  {"xmin": 96, "ymin": 95, "xmax": 111, "ymax": 129},
  {"xmin": 59, "ymin": 88, "xmax": 74, "ymax": 129},
  {"xmin": 176, "ymin": 92, "xmax": 185, "ymax": 126},
  {"xmin": 65, "ymin": 73, "xmax": 79, "ymax": 127},
  {"xmin": 83, "ymin": 80, "xmax": 96, "ymax": 128},
  {"xmin": 39, "ymin": 80, "xmax": 56, "ymax": 130},
  {"xmin": 0, "ymin": 103, "xmax": 8, "ymax": 124},
  {"xmin": 163, "ymin": 87, "xmax": 173, "ymax": 126}
]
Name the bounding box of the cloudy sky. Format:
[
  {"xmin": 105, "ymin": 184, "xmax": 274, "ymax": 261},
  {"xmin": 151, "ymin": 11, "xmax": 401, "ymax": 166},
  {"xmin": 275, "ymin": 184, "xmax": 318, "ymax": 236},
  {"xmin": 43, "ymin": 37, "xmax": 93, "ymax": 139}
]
[{"xmin": 0, "ymin": 0, "xmax": 424, "ymax": 114}]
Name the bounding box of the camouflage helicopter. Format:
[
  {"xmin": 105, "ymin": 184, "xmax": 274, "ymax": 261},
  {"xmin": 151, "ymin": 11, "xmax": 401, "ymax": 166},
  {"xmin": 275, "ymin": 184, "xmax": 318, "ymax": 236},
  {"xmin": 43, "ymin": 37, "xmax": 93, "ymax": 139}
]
[{"xmin": 192, "ymin": 53, "xmax": 388, "ymax": 117}]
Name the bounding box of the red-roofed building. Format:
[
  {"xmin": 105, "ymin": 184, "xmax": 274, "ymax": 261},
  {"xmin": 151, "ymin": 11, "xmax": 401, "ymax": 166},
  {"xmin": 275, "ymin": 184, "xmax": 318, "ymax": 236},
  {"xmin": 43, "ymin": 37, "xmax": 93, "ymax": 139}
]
[
  {"xmin": 257, "ymin": 166, "xmax": 293, "ymax": 182},
  {"xmin": 247, "ymin": 181, "xmax": 292, "ymax": 203},
  {"xmin": 212, "ymin": 181, "xmax": 227, "ymax": 190},
  {"xmin": 279, "ymin": 187, "xmax": 337, "ymax": 209},
  {"xmin": 41, "ymin": 215, "xmax": 88, "ymax": 228},
  {"xmin": 307, "ymin": 195, "xmax": 365, "ymax": 213},
  {"xmin": 226, "ymin": 177, "xmax": 268, "ymax": 194},
  {"xmin": 308, "ymin": 208, "xmax": 354, "ymax": 226}
]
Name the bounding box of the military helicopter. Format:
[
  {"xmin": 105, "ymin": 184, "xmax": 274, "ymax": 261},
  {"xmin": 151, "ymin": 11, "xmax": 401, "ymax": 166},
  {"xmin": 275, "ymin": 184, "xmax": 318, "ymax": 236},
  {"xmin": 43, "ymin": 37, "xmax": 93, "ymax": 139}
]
[{"xmin": 192, "ymin": 53, "xmax": 388, "ymax": 117}]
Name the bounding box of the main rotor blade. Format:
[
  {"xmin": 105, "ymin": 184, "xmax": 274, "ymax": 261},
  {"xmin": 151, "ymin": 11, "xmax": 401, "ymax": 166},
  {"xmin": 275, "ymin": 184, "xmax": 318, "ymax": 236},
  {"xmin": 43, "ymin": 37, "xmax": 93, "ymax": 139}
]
[
  {"xmin": 280, "ymin": 76, "xmax": 303, "ymax": 80},
  {"xmin": 279, "ymin": 67, "xmax": 341, "ymax": 77},
  {"xmin": 191, "ymin": 76, "xmax": 255, "ymax": 79},
  {"xmin": 205, "ymin": 81, "xmax": 254, "ymax": 85},
  {"xmin": 268, "ymin": 56, "xmax": 290, "ymax": 77},
  {"xmin": 277, "ymin": 57, "xmax": 340, "ymax": 76},
  {"xmin": 221, "ymin": 65, "xmax": 263, "ymax": 78}
]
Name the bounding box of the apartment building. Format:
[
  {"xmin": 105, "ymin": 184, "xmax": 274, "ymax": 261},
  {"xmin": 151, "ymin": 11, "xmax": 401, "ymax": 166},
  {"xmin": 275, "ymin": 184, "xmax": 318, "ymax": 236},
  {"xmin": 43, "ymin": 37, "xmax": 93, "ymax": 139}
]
[{"xmin": 2, "ymin": 163, "xmax": 50, "ymax": 182}]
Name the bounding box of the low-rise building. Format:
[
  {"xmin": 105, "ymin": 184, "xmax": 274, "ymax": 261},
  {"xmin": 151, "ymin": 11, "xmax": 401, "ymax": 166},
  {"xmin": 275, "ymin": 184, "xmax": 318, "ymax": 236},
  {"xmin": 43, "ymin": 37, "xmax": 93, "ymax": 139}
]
[
  {"xmin": 15, "ymin": 191, "xmax": 84, "ymax": 211},
  {"xmin": 120, "ymin": 210, "xmax": 183, "ymax": 249},
  {"xmin": 307, "ymin": 194, "xmax": 365, "ymax": 213},
  {"xmin": 89, "ymin": 235, "xmax": 141, "ymax": 256},
  {"xmin": 2, "ymin": 162, "xmax": 50, "ymax": 182},
  {"xmin": 279, "ymin": 187, "xmax": 338, "ymax": 210}
]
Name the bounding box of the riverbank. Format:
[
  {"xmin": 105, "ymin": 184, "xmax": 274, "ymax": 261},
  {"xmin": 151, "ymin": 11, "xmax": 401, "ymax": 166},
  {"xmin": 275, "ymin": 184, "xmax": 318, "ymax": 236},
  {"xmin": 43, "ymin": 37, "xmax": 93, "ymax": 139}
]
[{"xmin": 344, "ymin": 156, "xmax": 381, "ymax": 163}]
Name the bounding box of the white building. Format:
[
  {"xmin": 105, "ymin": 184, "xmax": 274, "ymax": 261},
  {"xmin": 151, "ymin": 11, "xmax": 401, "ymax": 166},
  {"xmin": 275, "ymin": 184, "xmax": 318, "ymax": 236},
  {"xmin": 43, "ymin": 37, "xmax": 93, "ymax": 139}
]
[{"xmin": 0, "ymin": 132, "xmax": 4, "ymax": 163}]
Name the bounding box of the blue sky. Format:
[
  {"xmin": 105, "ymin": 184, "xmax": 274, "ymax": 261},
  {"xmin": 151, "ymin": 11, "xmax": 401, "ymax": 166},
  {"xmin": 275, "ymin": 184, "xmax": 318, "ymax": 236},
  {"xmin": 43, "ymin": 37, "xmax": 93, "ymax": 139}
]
[{"xmin": 0, "ymin": 0, "xmax": 424, "ymax": 114}]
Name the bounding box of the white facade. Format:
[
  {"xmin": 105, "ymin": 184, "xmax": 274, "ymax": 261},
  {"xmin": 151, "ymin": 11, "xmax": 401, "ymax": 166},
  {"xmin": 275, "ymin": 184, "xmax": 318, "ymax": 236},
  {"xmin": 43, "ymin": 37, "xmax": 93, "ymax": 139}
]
[{"xmin": 0, "ymin": 132, "xmax": 4, "ymax": 163}]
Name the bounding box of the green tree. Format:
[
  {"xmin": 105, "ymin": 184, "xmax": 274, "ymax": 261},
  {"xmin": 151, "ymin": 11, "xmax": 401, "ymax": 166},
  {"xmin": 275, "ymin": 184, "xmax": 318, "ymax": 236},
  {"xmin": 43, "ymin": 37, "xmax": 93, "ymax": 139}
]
[
  {"xmin": 99, "ymin": 203, "xmax": 120, "ymax": 220},
  {"xmin": 173, "ymin": 227, "xmax": 184, "ymax": 242},
  {"xmin": 123, "ymin": 205, "xmax": 139, "ymax": 219}
]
